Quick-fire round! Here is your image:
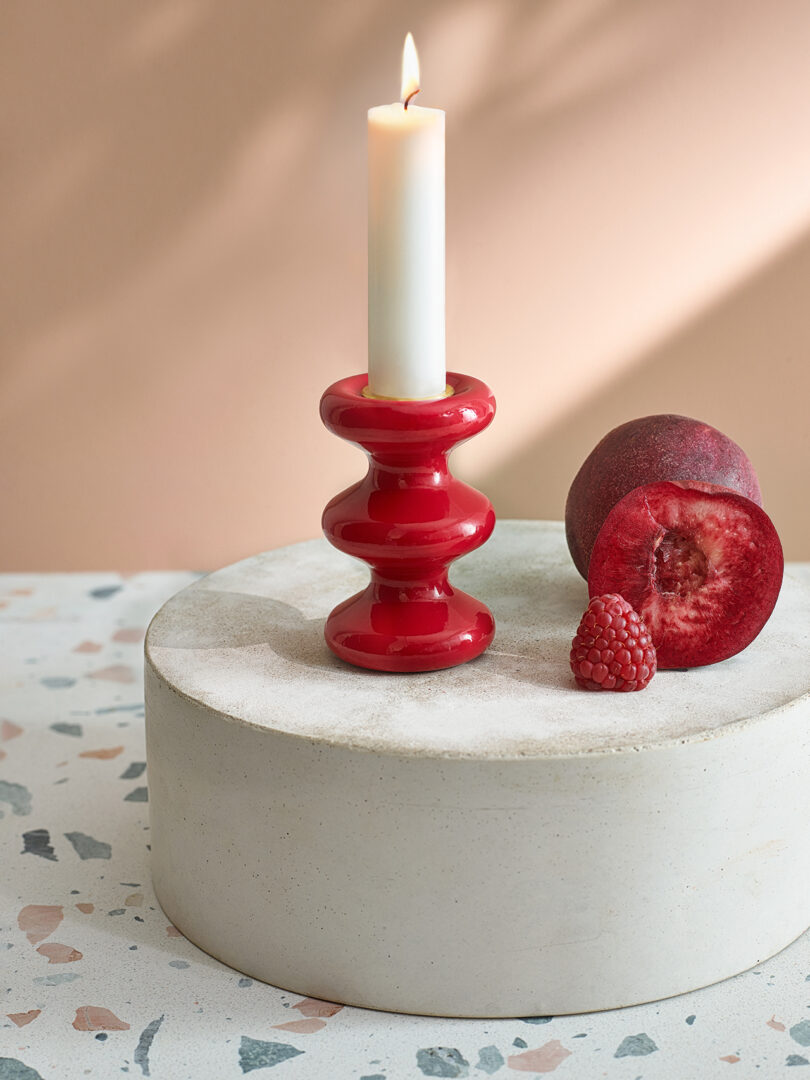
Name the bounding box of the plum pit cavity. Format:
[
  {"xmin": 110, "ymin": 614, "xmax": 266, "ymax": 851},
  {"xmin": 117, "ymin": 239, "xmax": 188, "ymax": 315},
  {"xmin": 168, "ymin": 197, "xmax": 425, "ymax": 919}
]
[{"xmin": 653, "ymin": 531, "xmax": 708, "ymax": 596}]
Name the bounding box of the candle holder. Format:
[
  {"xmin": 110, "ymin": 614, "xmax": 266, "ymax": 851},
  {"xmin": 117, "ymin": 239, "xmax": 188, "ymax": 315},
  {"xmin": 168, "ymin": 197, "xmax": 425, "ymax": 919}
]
[{"xmin": 320, "ymin": 372, "xmax": 496, "ymax": 672}]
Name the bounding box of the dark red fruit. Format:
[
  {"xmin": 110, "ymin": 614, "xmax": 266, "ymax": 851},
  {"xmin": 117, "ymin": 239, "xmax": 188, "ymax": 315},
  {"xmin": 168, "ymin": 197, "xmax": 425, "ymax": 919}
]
[
  {"xmin": 570, "ymin": 593, "xmax": 657, "ymax": 691},
  {"xmin": 588, "ymin": 481, "xmax": 783, "ymax": 669},
  {"xmin": 565, "ymin": 414, "xmax": 762, "ymax": 579}
]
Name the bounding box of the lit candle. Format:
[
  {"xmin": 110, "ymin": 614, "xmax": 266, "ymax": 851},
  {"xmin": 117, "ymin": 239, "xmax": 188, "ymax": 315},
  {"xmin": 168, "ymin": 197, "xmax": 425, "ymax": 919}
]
[{"xmin": 367, "ymin": 33, "xmax": 446, "ymax": 400}]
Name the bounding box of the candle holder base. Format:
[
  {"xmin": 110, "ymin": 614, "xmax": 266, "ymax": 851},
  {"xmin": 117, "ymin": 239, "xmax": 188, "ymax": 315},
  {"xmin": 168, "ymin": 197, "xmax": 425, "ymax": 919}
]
[
  {"xmin": 320, "ymin": 372, "xmax": 496, "ymax": 673},
  {"xmin": 325, "ymin": 580, "xmax": 494, "ymax": 674}
]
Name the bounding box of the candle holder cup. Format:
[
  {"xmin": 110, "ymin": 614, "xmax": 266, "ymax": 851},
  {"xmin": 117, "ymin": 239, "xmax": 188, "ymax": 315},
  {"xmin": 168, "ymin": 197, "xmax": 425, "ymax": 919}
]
[{"xmin": 320, "ymin": 372, "xmax": 496, "ymax": 672}]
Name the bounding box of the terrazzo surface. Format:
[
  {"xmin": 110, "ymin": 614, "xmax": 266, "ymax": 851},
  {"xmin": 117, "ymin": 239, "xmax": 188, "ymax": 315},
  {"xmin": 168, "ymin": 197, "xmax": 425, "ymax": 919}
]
[{"xmin": 1, "ymin": 568, "xmax": 810, "ymax": 1079}]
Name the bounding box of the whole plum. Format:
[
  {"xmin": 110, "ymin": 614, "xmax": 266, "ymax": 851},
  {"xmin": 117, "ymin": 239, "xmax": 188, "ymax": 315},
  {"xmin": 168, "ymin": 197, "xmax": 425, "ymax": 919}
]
[{"xmin": 565, "ymin": 414, "xmax": 762, "ymax": 579}]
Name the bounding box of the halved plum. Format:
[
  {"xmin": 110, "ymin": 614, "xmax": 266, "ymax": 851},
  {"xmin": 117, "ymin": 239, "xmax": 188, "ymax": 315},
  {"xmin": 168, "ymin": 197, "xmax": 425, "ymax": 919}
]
[{"xmin": 587, "ymin": 481, "xmax": 783, "ymax": 669}]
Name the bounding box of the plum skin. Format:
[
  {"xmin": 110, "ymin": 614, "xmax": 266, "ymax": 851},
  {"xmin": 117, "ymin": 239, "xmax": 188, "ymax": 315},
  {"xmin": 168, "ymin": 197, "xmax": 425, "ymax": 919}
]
[{"xmin": 565, "ymin": 414, "xmax": 762, "ymax": 580}]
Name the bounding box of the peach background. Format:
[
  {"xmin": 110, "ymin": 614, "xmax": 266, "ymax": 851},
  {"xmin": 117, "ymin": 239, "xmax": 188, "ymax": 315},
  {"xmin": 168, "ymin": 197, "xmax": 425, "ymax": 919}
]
[{"xmin": 3, "ymin": 0, "xmax": 809, "ymax": 570}]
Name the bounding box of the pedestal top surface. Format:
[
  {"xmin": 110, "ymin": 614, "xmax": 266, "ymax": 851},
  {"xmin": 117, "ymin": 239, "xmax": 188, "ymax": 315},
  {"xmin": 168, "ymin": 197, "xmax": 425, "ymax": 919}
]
[{"xmin": 145, "ymin": 520, "xmax": 810, "ymax": 758}]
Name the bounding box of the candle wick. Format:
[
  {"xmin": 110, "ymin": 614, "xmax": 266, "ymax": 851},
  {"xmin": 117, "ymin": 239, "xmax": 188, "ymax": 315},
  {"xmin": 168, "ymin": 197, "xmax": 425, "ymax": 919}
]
[{"xmin": 403, "ymin": 88, "xmax": 420, "ymax": 110}]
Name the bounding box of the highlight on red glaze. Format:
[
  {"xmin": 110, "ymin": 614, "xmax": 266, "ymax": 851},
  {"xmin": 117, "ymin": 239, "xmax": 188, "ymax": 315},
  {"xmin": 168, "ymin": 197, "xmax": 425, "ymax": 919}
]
[{"xmin": 320, "ymin": 372, "xmax": 496, "ymax": 672}]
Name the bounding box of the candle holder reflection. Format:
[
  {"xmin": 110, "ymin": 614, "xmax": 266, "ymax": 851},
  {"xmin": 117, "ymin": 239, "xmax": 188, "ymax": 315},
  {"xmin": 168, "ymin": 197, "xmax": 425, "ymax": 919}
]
[{"xmin": 320, "ymin": 372, "xmax": 496, "ymax": 673}]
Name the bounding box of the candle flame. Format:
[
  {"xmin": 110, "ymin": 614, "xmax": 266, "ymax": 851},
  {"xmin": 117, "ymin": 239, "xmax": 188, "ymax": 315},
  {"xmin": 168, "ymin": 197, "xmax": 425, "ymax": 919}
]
[{"xmin": 401, "ymin": 32, "xmax": 420, "ymax": 108}]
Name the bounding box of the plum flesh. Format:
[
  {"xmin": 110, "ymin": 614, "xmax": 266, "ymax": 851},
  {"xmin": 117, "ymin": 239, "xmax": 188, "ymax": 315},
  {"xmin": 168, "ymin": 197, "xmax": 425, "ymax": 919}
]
[{"xmin": 588, "ymin": 481, "xmax": 783, "ymax": 669}]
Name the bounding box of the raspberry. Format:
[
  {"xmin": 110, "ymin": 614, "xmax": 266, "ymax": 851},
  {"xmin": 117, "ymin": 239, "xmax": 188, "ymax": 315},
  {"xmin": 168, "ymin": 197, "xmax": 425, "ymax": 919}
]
[{"xmin": 570, "ymin": 593, "xmax": 657, "ymax": 691}]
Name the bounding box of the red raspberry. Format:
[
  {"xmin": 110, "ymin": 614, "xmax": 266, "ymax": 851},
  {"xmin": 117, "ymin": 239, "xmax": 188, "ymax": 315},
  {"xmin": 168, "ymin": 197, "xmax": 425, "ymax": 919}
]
[{"xmin": 570, "ymin": 593, "xmax": 657, "ymax": 691}]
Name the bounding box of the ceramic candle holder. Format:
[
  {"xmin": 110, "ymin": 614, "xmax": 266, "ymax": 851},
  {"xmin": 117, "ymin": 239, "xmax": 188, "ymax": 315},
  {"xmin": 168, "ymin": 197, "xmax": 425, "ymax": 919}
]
[{"xmin": 320, "ymin": 371, "xmax": 496, "ymax": 672}]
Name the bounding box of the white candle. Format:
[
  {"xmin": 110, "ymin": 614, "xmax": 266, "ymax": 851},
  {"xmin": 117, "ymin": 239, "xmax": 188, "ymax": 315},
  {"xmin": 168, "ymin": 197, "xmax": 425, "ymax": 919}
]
[{"xmin": 367, "ymin": 33, "xmax": 446, "ymax": 400}]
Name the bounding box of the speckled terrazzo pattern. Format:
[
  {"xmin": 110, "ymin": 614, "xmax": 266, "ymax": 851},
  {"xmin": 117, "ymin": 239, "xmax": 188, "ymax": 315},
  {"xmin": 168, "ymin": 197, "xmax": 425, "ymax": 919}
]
[{"xmin": 2, "ymin": 569, "xmax": 810, "ymax": 1079}]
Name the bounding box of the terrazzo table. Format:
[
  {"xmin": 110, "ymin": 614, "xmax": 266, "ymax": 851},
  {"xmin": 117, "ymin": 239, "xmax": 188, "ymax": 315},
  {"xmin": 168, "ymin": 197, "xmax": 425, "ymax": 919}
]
[{"xmin": 2, "ymin": 537, "xmax": 810, "ymax": 1079}]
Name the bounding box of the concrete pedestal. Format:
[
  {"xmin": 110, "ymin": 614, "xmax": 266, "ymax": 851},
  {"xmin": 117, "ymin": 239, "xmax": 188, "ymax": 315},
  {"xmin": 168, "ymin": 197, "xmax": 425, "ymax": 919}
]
[{"xmin": 144, "ymin": 521, "xmax": 810, "ymax": 1017}]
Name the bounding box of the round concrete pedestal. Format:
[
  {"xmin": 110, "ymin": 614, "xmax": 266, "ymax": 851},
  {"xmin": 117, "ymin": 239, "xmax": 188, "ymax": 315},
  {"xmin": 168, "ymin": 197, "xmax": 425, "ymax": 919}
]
[{"xmin": 144, "ymin": 521, "xmax": 810, "ymax": 1017}]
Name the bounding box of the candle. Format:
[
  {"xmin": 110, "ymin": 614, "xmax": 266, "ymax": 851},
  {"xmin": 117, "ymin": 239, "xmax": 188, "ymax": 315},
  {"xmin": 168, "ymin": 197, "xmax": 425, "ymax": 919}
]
[{"xmin": 367, "ymin": 33, "xmax": 446, "ymax": 401}]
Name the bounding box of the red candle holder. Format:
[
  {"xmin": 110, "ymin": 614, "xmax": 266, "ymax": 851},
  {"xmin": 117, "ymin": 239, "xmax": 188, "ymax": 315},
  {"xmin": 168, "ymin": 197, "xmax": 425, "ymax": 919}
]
[{"xmin": 320, "ymin": 372, "xmax": 496, "ymax": 673}]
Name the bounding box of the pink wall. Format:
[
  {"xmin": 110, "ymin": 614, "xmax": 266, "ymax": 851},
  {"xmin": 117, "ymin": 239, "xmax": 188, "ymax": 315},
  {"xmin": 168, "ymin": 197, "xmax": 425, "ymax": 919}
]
[{"xmin": 3, "ymin": 0, "xmax": 809, "ymax": 569}]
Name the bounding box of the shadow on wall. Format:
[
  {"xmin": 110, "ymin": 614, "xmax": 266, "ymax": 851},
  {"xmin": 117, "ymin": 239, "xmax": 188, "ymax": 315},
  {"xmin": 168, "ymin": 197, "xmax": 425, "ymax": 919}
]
[
  {"xmin": 3, "ymin": 0, "xmax": 695, "ymax": 366},
  {"xmin": 3, "ymin": 0, "xmax": 809, "ymax": 567},
  {"xmin": 476, "ymin": 225, "xmax": 810, "ymax": 561}
]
